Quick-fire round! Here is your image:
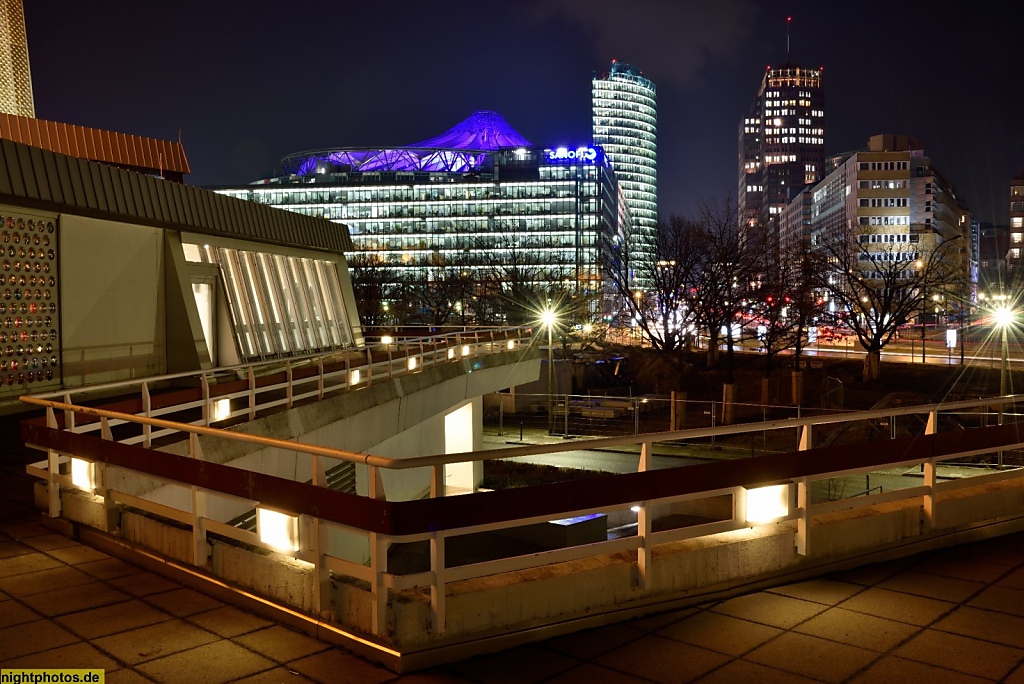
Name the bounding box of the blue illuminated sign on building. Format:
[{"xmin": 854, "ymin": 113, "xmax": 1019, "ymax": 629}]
[{"xmin": 545, "ymin": 146, "xmax": 599, "ymax": 164}]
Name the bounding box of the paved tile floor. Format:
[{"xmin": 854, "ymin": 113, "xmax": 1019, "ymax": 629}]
[{"xmin": 6, "ymin": 419, "xmax": 1024, "ymax": 681}]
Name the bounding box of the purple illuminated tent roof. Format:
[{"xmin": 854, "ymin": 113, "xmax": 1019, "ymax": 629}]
[
  {"xmin": 281, "ymin": 111, "xmax": 531, "ymax": 176},
  {"xmin": 408, "ymin": 111, "xmax": 532, "ymax": 150}
]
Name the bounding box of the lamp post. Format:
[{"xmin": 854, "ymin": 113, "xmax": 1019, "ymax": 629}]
[
  {"xmin": 994, "ymin": 304, "xmax": 1014, "ymax": 470},
  {"xmin": 542, "ymin": 308, "xmax": 557, "ymax": 434},
  {"xmin": 994, "ymin": 305, "xmax": 1014, "ymax": 397}
]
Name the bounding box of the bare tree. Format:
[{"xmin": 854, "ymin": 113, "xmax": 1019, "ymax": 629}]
[
  {"xmin": 347, "ymin": 253, "xmax": 411, "ymax": 328},
  {"xmin": 816, "ymin": 229, "xmax": 965, "ymax": 381}
]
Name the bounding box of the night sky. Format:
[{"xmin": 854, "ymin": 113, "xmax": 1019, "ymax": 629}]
[{"xmin": 23, "ymin": 1, "xmax": 1024, "ymax": 225}]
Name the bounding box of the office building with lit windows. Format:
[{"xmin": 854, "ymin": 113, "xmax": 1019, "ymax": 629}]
[
  {"xmin": 796, "ymin": 135, "xmax": 970, "ymax": 296},
  {"xmin": 1006, "ymin": 176, "xmax": 1024, "ymax": 274},
  {"xmin": 739, "ymin": 63, "xmax": 825, "ymax": 230},
  {"xmin": 214, "ymin": 111, "xmax": 627, "ymax": 322},
  {"xmin": 593, "ymin": 61, "xmax": 656, "ymax": 282}
]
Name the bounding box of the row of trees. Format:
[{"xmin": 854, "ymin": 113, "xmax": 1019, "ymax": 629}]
[
  {"xmin": 606, "ymin": 199, "xmax": 966, "ymax": 383},
  {"xmin": 347, "ymin": 237, "xmax": 600, "ymax": 329},
  {"xmin": 346, "ymin": 197, "xmax": 967, "ymax": 388}
]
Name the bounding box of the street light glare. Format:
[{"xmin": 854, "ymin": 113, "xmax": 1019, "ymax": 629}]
[
  {"xmin": 994, "ymin": 306, "xmax": 1015, "ymax": 328},
  {"xmin": 542, "ymin": 309, "xmax": 557, "ymax": 327}
]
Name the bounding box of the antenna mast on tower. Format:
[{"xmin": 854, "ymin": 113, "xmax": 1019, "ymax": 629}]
[{"xmin": 786, "ymin": 16, "xmax": 792, "ymax": 62}]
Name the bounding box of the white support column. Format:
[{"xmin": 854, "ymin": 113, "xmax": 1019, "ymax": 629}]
[
  {"xmin": 98, "ymin": 416, "xmax": 116, "ymax": 533},
  {"xmin": 796, "ymin": 425, "xmax": 812, "ymax": 556},
  {"xmin": 922, "ymin": 408, "xmax": 937, "ymax": 530},
  {"xmin": 247, "ymin": 367, "xmax": 256, "ymax": 420},
  {"xmin": 141, "ymin": 381, "xmax": 152, "ymax": 448},
  {"xmin": 311, "ymin": 454, "xmax": 331, "ymax": 618},
  {"xmin": 189, "ymin": 433, "xmax": 208, "ymax": 566},
  {"xmin": 431, "ymin": 530, "xmax": 446, "ymax": 634},
  {"xmin": 318, "ymin": 357, "xmax": 325, "ymax": 399},
  {"xmin": 285, "ymin": 361, "xmax": 293, "ymax": 410},
  {"xmin": 368, "ymin": 464, "xmax": 387, "ymax": 635},
  {"xmin": 431, "ymin": 464, "xmax": 444, "ymax": 499},
  {"xmin": 200, "ymin": 374, "xmax": 210, "ymax": 426},
  {"xmin": 366, "ymin": 348, "xmax": 373, "ymax": 386},
  {"xmin": 63, "ymin": 392, "xmax": 75, "ymax": 432},
  {"xmin": 46, "ymin": 407, "xmax": 60, "ymax": 517},
  {"xmin": 637, "ymin": 440, "xmax": 653, "ymax": 590},
  {"xmin": 796, "ymin": 477, "xmax": 809, "ymax": 556}
]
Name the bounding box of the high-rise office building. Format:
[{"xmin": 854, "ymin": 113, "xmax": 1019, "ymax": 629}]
[
  {"xmin": 739, "ymin": 63, "xmax": 824, "ymax": 233},
  {"xmin": 214, "ymin": 112, "xmax": 627, "ymax": 324},
  {"xmin": 593, "ymin": 61, "xmax": 656, "ymax": 283},
  {"xmin": 0, "ymin": 0, "xmax": 33, "ymax": 118}
]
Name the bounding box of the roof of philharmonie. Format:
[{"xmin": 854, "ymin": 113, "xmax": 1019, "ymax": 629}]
[{"xmin": 280, "ymin": 111, "xmax": 532, "ymax": 176}]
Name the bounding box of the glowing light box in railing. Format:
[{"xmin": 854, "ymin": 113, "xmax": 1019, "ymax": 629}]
[
  {"xmin": 744, "ymin": 484, "xmax": 790, "ymax": 524},
  {"xmin": 70, "ymin": 457, "xmax": 95, "ymax": 491},
  {"xmin": 257, "ymin": 507, "xmax": 299, "ymax": 553},
  {"xmin": 212, "ymin": 398, "xmax": 231, "ymax": 422}
]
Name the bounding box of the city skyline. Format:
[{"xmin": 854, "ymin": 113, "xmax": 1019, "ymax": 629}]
[{"xmin": 22, "ymin": 1, "xmax": 1024, "ymax": 226}]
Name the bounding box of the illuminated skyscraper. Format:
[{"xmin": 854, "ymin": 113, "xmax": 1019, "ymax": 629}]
[
  {"xmin": 739, "ymin": 63, "xmax": 824, "ymax": 233},
  {"xmin": 593, "ymin": 61, "xmax": 656, "ymax": 280},
  {"xmin": 0, "ymin": 0, "xmax": 33, "ymax": 118}
]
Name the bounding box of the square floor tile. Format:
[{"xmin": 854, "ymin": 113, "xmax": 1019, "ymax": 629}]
[
  {"xmin": 544, "ymin": 662, "xmax": 654, "ymax": 684},
  {"xmin": 595, "ymin": 634, "xmax": 729, "ymax": 683},
  {"xmin": 542, "ymin": 623, "xmax": 645, "ymax": 660},
  {"xmin": 21, "ymin": 533, "xmax": 79, "ymax": 552},
  {"xmin": 877, "ymin": 570, "xmax": 985, "ymax": 602},
  {"xmin": 0, "ymin": 541, "xmax": 33, "ymax": 559},
  {"xmin": 948, "ymin": 540, "xmax": 1024, "ymax": 567},
  {"xmin": 188, "ymin": 605, "xmax": 271, "ymax": 638},
  {"xmin": 0, "ymin": 618, "xmax": 78, "ymax": 660},
  {"xmin": 848, "ymin": 655, "xmax": 990, "ymax": 683},
  {"xmin": 108, "ymin": 572, "xmax": 182, "ymax": 597},
  {"xmin": 917, "ymin": 556, "xmax": 1006, "ymax": 584},
  {"xmin": 138, "ymin": 639, "xmax": 275, "ymax": 684},
  {"xmin": 767, "ymin": 578, "xmax": 863, "ymax": 606},
  {"xmin": 56, "ymin": 598, "xmax": 173, "ymax": 638},
  {"xmin": 967, "ymin": 585, "xmax": 1024, "ymax": 617},
  {"xmin": 47, "ymin": 544, "xmax": 111, "ymax": 565},
  {"xmin": 0, "ymin": 564, "xmax": 94, "ymax": 597},
  {"xmin": 21, "ymin": 581, "xmax": 130, "ymax": 617},
  {"xmin": 933, "ymin": 606, "xmax": 1024, "ymax": 649},
  {"xmin": 827, "ymin": 558, "xmax": 918, "ymax": 587},
  {"xmin": 794, "ymin": 606, "xmax": 919, "ymax": 652},
  {"xmin": 838, "ymin": 587, "xmax": 954, "ymax": 626},
  {"xmin": 0, "ymin": 599, "xmax": 40, "ymax": 628},
  {"xmin": 94, "ymin": 618, "xmax": 219, "ymax": 665},
  {"xmin": 895, "ymin": 629, "xmax": 1023, "ymax": 680},
  {"xmin": 103, "ymin": 671, "xmax": 155, "ymax": 684},
  {"xmin": 2, "ymin": 641, "xmax": 120, "ymax": 671},
  {"xmin": 997, "ymin": 566, "xmax": 1024, "ymax": 591},
  {"xmin": 286, "ymin": 648, "xmax": 399, "ymax": 684},
  {"xmin": 232, "ymin": 667, "xmax": 322, "ymax": 684},
  {"xmin": 77, "ymin": 557, "xmax": 144, "ymax": 580},
  {"xmin": 745, "ymin": 631, "xmax": 878, "ymax": 683},
  {"xmin": 144, "ymin": 587, "xmax": 223, "ymax": 617},
  {"xmin": 234, "ymin": 625, "xmax": 330, "ymax": 663},
  {"xmin": 711, "ymin": 591, "xmax": 826, "ymax": 629},
  {"xmin": 0, "ymin": 521, "xmax": 50, "ymax": 540},
  {"xmin": 626, "ymin": 607, "xmax": 696, "ymax": 632},
  {"xmin": 696, "ymin": 659, "xmax": 820, "ymax": 684},
  {"xmin": 658, "ymin": 610, "xmax": 781, "ymax": 656},
  {"xmin": 0, "ymin": 550, "xmax": 62, "ymax": 577}
]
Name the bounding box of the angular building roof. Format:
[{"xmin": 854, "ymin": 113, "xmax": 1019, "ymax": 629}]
[
  {"xmin": 280, "ymin": 111, "xmax": 531, "ymax": 176},
  {"xmin": 0, "ymin": 113, "xmax": 190, "ymax": 181},
  {"xmin": 0, "ymin": 136, "xmax": 348, "ymax": 253}
]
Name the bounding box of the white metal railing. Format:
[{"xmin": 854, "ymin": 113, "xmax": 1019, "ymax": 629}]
[
  {"xmin": 21, "ymin": 389, "xmax": 1024, "ymax": 640},
  {"xmin": 27, "ymin": 325, "xmax": 534, "ymax": 448}
]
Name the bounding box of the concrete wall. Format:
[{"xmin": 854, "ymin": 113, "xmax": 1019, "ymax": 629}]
[{"xmin": 60, "ymin": 214, "xmax": 166, "ymax": 385}]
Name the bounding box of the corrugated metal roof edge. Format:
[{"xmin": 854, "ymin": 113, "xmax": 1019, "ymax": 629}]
[{"xmin": 0, "ymin": 138, "xmax": 353, "ymax": 254}]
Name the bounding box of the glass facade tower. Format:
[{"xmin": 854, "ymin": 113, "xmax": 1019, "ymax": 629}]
[{"xmin": 593, "ymin": 61, "xmax": 657, "ymax": 285}]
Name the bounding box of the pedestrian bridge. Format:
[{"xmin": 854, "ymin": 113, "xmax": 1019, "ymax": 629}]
[{"xmin": 20, "ymin": 329, "xmax": 1024, "ymax": 672}]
